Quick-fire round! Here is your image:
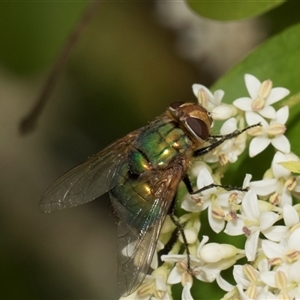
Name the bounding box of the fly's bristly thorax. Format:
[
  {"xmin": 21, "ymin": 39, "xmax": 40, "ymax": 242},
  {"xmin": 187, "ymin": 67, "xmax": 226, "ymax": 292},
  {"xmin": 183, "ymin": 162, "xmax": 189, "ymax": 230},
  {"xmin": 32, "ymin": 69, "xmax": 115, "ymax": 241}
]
[{"xmin": 167, "ymin": 102, "xmax": 213, "ymax": 144}]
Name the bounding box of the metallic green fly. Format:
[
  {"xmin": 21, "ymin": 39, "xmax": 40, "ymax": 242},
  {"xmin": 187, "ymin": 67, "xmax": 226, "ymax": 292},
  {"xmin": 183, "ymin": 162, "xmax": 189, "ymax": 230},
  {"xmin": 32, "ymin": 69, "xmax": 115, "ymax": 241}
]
[{"xmin": 40, "ymin": 102, "xmax": 256, "ymax": 297}]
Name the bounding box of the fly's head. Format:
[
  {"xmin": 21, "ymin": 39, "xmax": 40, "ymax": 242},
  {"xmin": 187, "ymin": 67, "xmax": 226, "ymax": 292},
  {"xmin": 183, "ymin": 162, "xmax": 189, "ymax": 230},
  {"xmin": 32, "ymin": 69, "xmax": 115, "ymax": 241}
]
[{"xmin": 167, "ymin": 101, "xmax": 213, "ymax": 144}]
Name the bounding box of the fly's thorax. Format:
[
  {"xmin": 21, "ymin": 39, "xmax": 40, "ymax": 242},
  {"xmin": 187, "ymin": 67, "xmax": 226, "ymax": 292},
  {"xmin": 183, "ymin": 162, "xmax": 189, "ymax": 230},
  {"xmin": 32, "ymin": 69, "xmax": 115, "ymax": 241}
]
[
  {"xmin": 131, "ymin": 119, "xmax": 193, "ymax": 170},
  {"xmin": 167, "ymin": 102, "xmax": 213, "ymax": 146}
]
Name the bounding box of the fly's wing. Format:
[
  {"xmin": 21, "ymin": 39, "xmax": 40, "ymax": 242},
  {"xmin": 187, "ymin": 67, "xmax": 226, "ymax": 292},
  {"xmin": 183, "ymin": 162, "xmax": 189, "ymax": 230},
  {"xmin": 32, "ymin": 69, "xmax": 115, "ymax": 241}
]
[
  {"xmin": 110, "ymin": 167, "xmax": 184, "ymax": 297},
  {"xmin": 40, "ymin": 130, "xmax": 141, "ymax": 213}
]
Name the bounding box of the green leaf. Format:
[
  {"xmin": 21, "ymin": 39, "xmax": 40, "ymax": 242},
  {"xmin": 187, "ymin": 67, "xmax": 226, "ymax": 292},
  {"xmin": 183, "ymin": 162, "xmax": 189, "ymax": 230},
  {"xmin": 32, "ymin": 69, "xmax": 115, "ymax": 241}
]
[
  {"xmin": 0, "ymin": 2, "xmax": 87, "ymax": 74},
  {"xmin": 210, "ymin": 22, "xmax": 300, "ymax": 182},
  {"xmin": 186, "ymin": 0, "xmax": 285, "ymax": 21}
]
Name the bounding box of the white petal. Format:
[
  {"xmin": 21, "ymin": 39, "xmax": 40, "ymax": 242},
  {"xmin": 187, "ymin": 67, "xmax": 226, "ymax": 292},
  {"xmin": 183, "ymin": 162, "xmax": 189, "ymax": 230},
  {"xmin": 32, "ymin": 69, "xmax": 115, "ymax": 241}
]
[
  {"xmin": 151, "ymin": 252, "xmax": 159, "ymax": 269},
  {"xmin": 236, "ymin": 284, "xmax": 252, "ymax": 300},
  {"xmin": 280, "ymin": 187, "xmax": 292, "ymax": 206},
  {"xmin": 212, "ymin": 104, "xmax": 234, "ymax": 120},
  {"xmin": 220, "ymin": 117, "xmax": 237, "ymax": 134},
  {"xmin": 263, "ymin": 226, "xmax": 288, "ymax": 242},
  {"xmin": 233, "ymin": 97, "xmax": 253, "ymax": 111},
  {"xmin": 245, "ymin": 111, "xmax": 268, "ymax": 127},
  {"xmin": 261, "ymin": 239, "xmax": 285, "ymax": 258},
  {"xmin": 245, "ymin": 230, "xmax": 259, "ymax": 261},
  {"xmin": 257, "ymin": 258, "xmax": 270, "ymax": 272},
  {"xmin": 288, "ymin": 227, "xmax": 300, "ymax": 251},
  {"xmin": 259, "ymin": 106, "xmax": 276, "ymax": 119},
  {"xmin": 208, "ymin": 204, "xmax": 225, "ymax": 233},
  {"xmin": 192, "ymin": 84, "xmax": 213, "ymax": 99},
  {"xmin": 181, "ymin": 197, "xmax": 202, "ymax": 213},
  {"xmin": 233, "ymin": 265, "xmax": 249, "ymax": 287},
  {"xmin": 243, "ymin": 174, "xmax": 252, "ymax": 188},
  {"xmin": 250, "ymin": 178, "xmax": 277, "ymax": 196},
  {"xmin": 217, "ymin": 274, "xmax": 234, "ymax": 292},
  {"xmin": 242, "ymin": 190, "xmax": 260, "ymax": 219},
  {"xmin": 213, "ymin": 89, "xmax": 225, "ymax": 104},
  {"xmin": 288, "ymin": 260, "xmax": 300, "ymax": 282},
  {"xmin": 266, "ymin": 87, "xmax": 290, "ymax": 105},
  {"xmin": 284, "ymin": 152, "xmax": 299, "ymax": 161},
  {"xmin": 271, "ymin": 135, "xmax": 290, "ymax": 153},
  {"xmin": 224, "ymin": 218, "xmax": 244, "ymax": 236},
  {"xmin": 182, "ymin": 282, "xmax": 193, "ymax": 300},
  {"xmin": 245, "ymin": 74, "xmax": 261, "ymax": 98},
  {"xmin": 272, "ymin": 151, "xmax": 291, "ymax": 178},
  {"xmin": 196, "ymin": 265, "xmax": 219, "ymax": 282},
  {"xmin": 155, "ymin": 275, "xmax": 167, "ymax": 291},
  {"xmin": 257, "ymin": 288, "xmax": 277, "ymax": 299},
  {"xmin": 294, "ymin": 176, "xmax": 300, "ymax": 193},
  {"xmin": 196, "ymin": 235, "xmax": 209, "ymax": 258},
  {"xmin": 197, "ymin": 167, "xmax": 214, "ymax": 190},
  {"xmin": 283, "ymin": 204, "xmax": 299, "ymax": 227},
  {"xmin": 260, "ymin": 212, "xmax": 278, "ymax": 231},
  {"xmin": 260, "ymin": 271, "xmax": 276, "ymax": 288},
  {"xmin": 249, "ymin": 136, "xmax": 270, "ymax": 157},
  {"xmin": 167, "ymin": 266, "xmax": 182, "ymax": 284},
  {"xmin": 273, "ymin": 106, "xmax": 289, "ymax": 124}
]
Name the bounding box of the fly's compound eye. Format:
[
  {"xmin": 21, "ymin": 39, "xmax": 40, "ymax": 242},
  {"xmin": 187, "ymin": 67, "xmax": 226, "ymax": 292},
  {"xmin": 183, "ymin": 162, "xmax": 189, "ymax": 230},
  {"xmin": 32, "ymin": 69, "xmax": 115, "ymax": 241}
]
[
  {"xmin": 169, "ymin": 101, "xmax": 184, "ymax": 111},
  {"xmin": 186, "ymin": 117, "xmax": 209, "ymax": 140}
]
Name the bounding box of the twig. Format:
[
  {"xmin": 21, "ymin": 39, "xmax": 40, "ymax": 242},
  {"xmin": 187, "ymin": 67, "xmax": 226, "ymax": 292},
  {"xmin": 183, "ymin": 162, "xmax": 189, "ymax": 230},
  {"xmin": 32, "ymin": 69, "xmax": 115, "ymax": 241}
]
[{"xmin": 19, "ymin": 0, "xmax": 101, "ymax": 135}]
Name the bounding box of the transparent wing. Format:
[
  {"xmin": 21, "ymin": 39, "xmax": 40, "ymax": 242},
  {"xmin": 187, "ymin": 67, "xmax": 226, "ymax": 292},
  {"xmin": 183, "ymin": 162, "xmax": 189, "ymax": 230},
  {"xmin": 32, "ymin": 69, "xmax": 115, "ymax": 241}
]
[
  {"xmin": 40, "ymin": 130, "xmax": 141, "ymax": 213},
  {"xmin": 110, "ymin": 167, "xmax": 184, "ymax": 297}
]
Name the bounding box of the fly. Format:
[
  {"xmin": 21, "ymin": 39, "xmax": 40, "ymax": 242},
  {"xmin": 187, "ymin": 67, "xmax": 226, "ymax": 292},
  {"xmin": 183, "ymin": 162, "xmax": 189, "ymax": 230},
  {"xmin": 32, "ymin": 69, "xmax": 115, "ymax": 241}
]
[{"xmin": 40, "ymin": 101, "xmax": 258, "ymax": 296}]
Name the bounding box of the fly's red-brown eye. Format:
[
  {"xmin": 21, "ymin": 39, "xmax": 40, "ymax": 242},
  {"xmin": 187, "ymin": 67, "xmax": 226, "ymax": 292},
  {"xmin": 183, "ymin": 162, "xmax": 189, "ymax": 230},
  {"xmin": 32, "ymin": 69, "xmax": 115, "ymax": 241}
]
[{"xmin": 185, "ymin": 117, "xmax": 209, "ymax": 140}]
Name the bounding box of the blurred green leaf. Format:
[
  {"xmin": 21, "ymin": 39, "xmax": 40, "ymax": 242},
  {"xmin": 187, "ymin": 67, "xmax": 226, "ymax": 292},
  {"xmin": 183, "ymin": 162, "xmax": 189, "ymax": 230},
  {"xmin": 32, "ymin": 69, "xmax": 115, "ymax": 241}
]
[
  {"xmin": 187, "ymin": 0, "xmax": 285, "ymax": 21},
  {"xmin": 0, "ymin": 2, "xmax": 87, "ymax": 74},
  {"xmin": 210, "ymin": 22, "xmax": 300, "ymax": 182}
]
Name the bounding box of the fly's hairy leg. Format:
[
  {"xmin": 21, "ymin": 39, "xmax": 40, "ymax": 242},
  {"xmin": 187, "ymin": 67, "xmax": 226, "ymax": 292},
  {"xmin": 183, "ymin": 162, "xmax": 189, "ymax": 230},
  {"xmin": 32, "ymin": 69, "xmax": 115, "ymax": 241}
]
[
  {"xmin": 167, "ymin": 193, "xmax": 192, "ymax": 273},
  {"xmin": 169, "ymin": 213, "xmax": 192, "ymax": 273},
  {"xmin": 194, "ymin": 122, "xmax": 261, "ymax": 156},
  {"xmin": 183, "ymin": 175, "xmax": 248, "ymax": 197}
]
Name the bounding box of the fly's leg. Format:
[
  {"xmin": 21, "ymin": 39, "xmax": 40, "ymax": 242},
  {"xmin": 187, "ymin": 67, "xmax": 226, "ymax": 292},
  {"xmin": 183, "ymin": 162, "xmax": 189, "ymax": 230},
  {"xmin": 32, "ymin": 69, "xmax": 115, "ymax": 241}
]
[
  {"xmin": 194, "ymin": 122, "xmax": 261, "ymax": 157},
  {"xmin": 182, "ymin": 175, "xmax": 248, "ymax": 196},
  {"xmin": 168, "ymin": 194, "xmax": 192, "ymax": 273},
  {"xmin": 169, "ymin": 178, "xmax": 248, "ymax": 276},
  {"xmin": 169, "ymin": 213, "xmax": 192, "ymax": 273}
]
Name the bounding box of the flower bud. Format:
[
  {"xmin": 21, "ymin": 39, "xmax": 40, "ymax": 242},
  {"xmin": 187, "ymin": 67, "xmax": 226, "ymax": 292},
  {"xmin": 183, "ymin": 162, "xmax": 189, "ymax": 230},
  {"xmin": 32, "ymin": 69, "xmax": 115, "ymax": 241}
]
[{"xmin": 199, "ymin": 243, "xmax": 238, "ymax": 263}]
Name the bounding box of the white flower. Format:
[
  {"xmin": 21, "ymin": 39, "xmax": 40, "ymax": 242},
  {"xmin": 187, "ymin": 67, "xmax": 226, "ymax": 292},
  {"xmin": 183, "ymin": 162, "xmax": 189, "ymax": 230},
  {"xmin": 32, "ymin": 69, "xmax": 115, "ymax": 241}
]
[
  {"xmin": 121, "ymin": 239, "xmax": 164, "ymax": 270},
  {"xmin": 134, "ymin": 267, "xmax": 171, "ymax": 300},
  {"xmin": 233, "ymin": 74, "xmax": 290, "ymax": 119},
  {"xmin": 192, "ymin": 84, "xmax": 236, "ymax": 120},
  {"xmin": 250, "ymin": 151, "xmax": 300, "ymax": 206},
  {"xmin": 133, "ymin": 75, "xmax": 295, "ymax": 299},
  {"xmin": 233, "ymin": 264, "xmax": 264, "ymax": 299},
  {"xmin": 261, "ymin": 226, "xmax": 300, "ymax": 266},
  {"xmin": 231, "ymin": 260, "xmax": 271, "ymax": 299},
  {"xmin": 225, "ymin": 189, "xmax": 278, "ymax": 261},
  {"xmin": 260, "ymin": 265, "xmax": 300, "ymax": 299},
  {"xmin": 162, "ymin": 254, "xmax": 197, "ymax": 299},
  {"xmin": 181, "ymin": 166, "xmax": 235, "ymax": 233},
  {"xmin": 246, "ymin": 106, "xmax": 290, "ymax": 157},
  {"xmin": 202, "ymin": 117, "xmax": 247, "ymax": 165}
]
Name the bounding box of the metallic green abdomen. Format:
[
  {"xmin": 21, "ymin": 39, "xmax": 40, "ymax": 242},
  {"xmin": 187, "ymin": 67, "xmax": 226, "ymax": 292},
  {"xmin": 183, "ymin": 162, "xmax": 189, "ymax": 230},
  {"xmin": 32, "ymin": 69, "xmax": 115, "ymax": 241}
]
[{"xmin": 110, "ymin": 117, "xmax": 192, "ymax": 230}]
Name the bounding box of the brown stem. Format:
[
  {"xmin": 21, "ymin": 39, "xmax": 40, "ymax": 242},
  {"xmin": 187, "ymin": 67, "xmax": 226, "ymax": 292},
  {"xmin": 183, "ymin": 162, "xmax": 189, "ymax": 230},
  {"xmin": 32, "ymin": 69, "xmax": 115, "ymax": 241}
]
[{"xmin": 19, "ymin": 0, "xmax": 101, "ymax": 135}]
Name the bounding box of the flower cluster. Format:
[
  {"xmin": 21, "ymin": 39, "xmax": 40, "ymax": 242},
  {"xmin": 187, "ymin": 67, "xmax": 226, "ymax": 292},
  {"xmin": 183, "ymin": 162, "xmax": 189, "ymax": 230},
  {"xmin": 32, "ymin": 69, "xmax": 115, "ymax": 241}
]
[{"xmin": 122, "ymin": 74, "xmax": 300, "ymax": 300}]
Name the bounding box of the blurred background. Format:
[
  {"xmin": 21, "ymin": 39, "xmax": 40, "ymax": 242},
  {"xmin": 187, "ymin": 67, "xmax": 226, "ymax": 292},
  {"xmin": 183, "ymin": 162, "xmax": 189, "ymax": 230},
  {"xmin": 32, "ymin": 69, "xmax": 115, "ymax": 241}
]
[{"xmin": 0, "ymin": 1, "xmax": 298, "ymax": 299}]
